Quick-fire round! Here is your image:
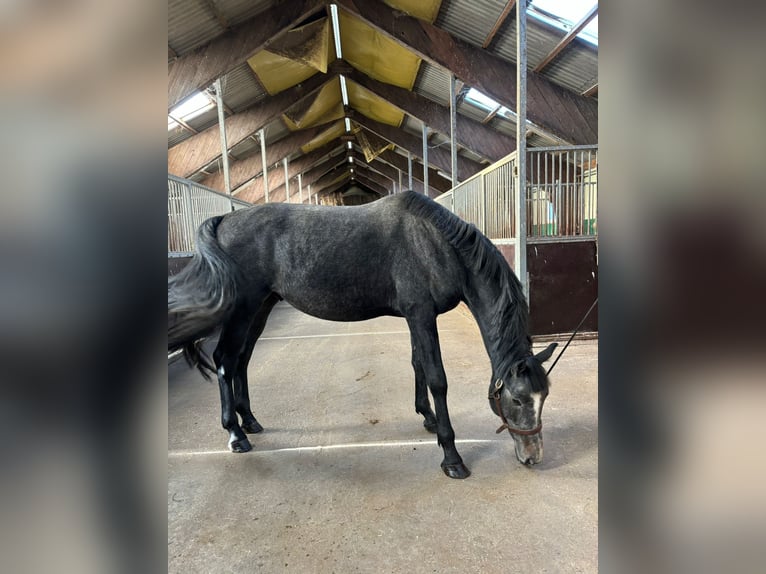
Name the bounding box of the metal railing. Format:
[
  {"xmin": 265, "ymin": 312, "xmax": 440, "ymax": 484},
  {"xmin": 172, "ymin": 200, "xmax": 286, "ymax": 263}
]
[
  {"xmin": 435, "ymin": 145, "xmax": 597, "ymax": 241},
  {"xmin": 168, "ymin": 174, "xmax": 251, "ymax": 256}
]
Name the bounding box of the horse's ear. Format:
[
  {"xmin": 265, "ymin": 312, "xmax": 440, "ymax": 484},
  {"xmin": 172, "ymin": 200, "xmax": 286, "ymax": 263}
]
[{"xmin": 535, "ymin": 342, "xmax": 558, "ymax": 363}]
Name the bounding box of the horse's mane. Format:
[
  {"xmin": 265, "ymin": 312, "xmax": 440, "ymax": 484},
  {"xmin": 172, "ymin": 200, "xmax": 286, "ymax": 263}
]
[{"xmin": 400, "ymin": 192, "xmax": 541, "ymax": 388}]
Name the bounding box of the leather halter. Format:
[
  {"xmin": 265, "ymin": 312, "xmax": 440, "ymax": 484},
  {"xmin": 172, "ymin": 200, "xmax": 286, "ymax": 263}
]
[{"xmin": 491, "ymin": 390, "xmax": 543, "ymax": 437}]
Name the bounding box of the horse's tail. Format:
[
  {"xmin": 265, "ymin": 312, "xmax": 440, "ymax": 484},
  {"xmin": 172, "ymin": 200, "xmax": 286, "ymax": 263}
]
[{"xmin": 168, "ymin": 215, "xmax": 239, "ymax": 379}]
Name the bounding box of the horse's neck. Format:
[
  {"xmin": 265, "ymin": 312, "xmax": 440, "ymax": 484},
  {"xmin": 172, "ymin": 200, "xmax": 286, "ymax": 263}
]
[{"xmin": 463, "ymin": 271, "xmax": 529, "ymax": 374}]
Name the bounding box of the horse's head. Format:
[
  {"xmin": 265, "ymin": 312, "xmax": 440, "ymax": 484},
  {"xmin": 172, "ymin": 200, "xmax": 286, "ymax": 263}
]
[{"xmin": 489, "ymin": 343, "xmax": 557, "ymax": 466}]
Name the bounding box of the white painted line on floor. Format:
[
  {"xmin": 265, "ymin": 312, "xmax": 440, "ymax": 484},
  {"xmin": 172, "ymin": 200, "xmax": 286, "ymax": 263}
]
[
  {"xmin": 259, "ymin": 329, "xmax": 457, "ymax": 341},
  {"xmin": 169, "ymin": 438, "xmax": 499, "ymax": 458}
]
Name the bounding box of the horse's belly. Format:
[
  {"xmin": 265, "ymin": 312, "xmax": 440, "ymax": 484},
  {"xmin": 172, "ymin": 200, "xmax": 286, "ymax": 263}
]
[{"xmin": 279, "ymin": 290, "xmax": 400, "ymax": 322}]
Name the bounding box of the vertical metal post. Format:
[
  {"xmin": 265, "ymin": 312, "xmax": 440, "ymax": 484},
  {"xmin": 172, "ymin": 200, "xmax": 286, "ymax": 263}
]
[
  {"xmin": 407, "ymin": 151, "xmax": 413, "ymax": 190},
  {"xmin": 298, "ymin": 173, "xmax": 303, "ymax": 203},
  {"xmin": 421, "ymin": 122, "xmax": 429, "ymax": 196},
  {"xmin": 283, "ymin": 157, "xmax": 290, "ymax": 203},
  {"xmin": 515, "ymin": 0, "xmax": 528, "ymax": 300},
  {"xmin": 449, "ymin": 74, "xmax": 459, "ymax": 190},
  {"xmin": 214, "ymin": 78, "xmax": 234, "ymax": 211},
  {"xmin": 259, "ymin": 128, "xmax": 269, "ymax": 203},
  {"xmin": 398, "ymin": 168, "xmax": 402, "ymax": 194}
]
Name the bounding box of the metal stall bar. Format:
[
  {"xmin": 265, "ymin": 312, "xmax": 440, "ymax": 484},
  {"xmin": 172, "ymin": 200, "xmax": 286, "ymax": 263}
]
[{"xmin": 515, "ymin": 0, "xmax": 528, "ymax": 298}]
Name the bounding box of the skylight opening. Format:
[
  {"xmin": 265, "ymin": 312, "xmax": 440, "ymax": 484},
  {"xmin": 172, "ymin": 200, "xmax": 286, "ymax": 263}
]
[
  {"xmin": 464, "ymin": 88, "xmax": 501, "ymax": 113},
  {"xmin": 529, "ymin": 0, "xmax": 598, "ymax": 46},
  {"xmin": 347, "ymin": 141, "xmax": 353, "ymax": 149},
  {"xmin": 330, "ymin": 4, "xmax": 343, "ymax": 59},
  {"xmin": 167, "ymin": 91, "xmax": 215, "ymax": 131},
  {"xmin": 344, "ymin": 117, "xmax": 351, "ymax": 132}
]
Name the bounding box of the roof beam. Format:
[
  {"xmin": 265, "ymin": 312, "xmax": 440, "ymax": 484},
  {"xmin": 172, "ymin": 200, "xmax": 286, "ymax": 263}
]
[
  {"xmin": 345, "ymin": 69, "xmax": 515, "ymax": 161},
  {"xmin": 336, "ymin": 0, "xmax": 597, "ymax": 144},
  {"xmin": 375, "ymin": 149, "xmax": 451, "ymax": 193},
  {"xmin": 233, "ymin": 141, "xmax": 341, "ymax": 196},
  {"xmin": 482, "ymin": 1, "xmax": 516, "ymax": 49},
  {"xmin": 533, "ymin": 5, "xmax": 598, "ymax": 73},
  {"xmin": 362, "ymin": 156, "xmax": 441, "ymax": 196},
  {"xmin": 351, "ymin": 114, "xmax": 483, "ymax": 181},
  {"xmin": 201, "ymin": 124, "xmax": 327, "ymax": 193},
  {"xmin": 169, "ymin": 71, "xmax": 334, "ymax": 178},
  {"xmin": 168, "ymin": 0, "xmax": 326, "ymax": 110},
  {"xmin": 245, "ymin": 150, "xmax": 348, "ymax": 204},
  {"xmin": 353, "ymin": 173, "xmax": 389, "ymax": 197}
]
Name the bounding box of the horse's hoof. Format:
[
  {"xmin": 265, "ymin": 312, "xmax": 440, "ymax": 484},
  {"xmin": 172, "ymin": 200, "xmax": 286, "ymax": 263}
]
[
  {"xmin": 441, "ymin": 462, "xmax": 471, "ymax": 479},
  {"xmin": 242, "ymin": 420, "xmax": 264, "ymax": 434},
  {"xmin": 228, "ymin": 437, "xmax": 252, "ymax": 453},
  {"xmin": 423, "ymin": 419, "xmax": 438, "ymax": 434}
]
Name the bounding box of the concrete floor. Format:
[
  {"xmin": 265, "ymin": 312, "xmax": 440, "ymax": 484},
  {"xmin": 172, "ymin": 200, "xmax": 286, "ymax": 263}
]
[{"xmin": 168, "ymin": 303, "xmax": 597, "ymax": 573}]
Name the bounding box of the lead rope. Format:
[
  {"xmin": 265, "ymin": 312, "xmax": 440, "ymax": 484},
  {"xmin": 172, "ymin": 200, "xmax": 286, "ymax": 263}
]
[{"xmin": 546, "ymin": 298, "xmax": 598, "ymax": 376}]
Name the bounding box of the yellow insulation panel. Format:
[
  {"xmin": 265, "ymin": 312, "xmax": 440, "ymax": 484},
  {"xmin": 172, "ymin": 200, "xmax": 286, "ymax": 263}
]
[
  {"xmin": 283, "ymin": 79, "xmax": 344, "ymax": 131},
  {"xmin": 383, "ymin": 0, "xmax": 442, "ymax": 23},
  {"xmin": 248, "ymin": 50, "xmax": 318, "ymax": 95},
  {"xmin": 247, "ymin": 18, "xmax": 334, "ymax": 95},
  {"xmin": 346, "ymin": 80, "xmax": 403, "ymax": 127},
  {"xmin": 300, "ymin": 120, "xmax": 348, "ymax": 154},
  {"xmin": 339, "ymin": 12, "xmax": 421, "ymax": 90}
]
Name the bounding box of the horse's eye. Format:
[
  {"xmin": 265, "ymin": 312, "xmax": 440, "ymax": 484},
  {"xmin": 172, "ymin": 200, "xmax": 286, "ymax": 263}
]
[{"xmin": 512, "ymin": 398, "xmax": 522, "ymax": 406}]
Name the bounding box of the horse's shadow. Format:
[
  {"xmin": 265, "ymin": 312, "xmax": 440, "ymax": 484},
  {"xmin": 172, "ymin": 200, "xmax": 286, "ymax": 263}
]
[{"xmin": 461, "ymin": 416, "xmax": 597, "ymax": 474}]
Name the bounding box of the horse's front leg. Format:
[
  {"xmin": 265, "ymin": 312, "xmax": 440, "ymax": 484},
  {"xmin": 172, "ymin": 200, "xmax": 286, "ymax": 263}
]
[{"xmin": 407, "ymin": 314, "xmax": 470, "ymax": 479}]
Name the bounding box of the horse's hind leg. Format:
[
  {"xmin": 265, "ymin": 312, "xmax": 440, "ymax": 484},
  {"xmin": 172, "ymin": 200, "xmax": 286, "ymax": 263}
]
[
  {"xmin": 406, "ymin": 314, "xmax": 470, "ymax": 479},
  {"xmin": 411, "ymin": 339, "xmax": 438, "ymax": 433},
  {"xmin": 233, "ymin": 293, "xmax": 280, "ymax": 434},
  {"xmin": 213, "ymin": 307, "xmax": 257, "ymax": 453}
]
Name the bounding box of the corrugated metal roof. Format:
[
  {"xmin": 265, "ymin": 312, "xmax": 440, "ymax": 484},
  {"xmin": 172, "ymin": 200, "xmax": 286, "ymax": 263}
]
[
  {"xmin": 186, "ymin": 108, "xmax": 219, "ymax": 133},
  {"xmin": 456, "ymin": 100, "xmax": 489, "ymax": 123},
  {"xmin": 168, "ymin": 125, "xmax": 190, "ymax": 148},
  {"xmin": 435, "ymin": 0, "xmax": 507, "ymax": 48},
  {"xmin": 229, "ymin": 136, "xmax": 260, "ymax": 160},
  {"xmin": 220, "ymin": 0, "xmax": 276, "ymax": 28},
  {"xmin": 168, "ymin": 0, "xmax": 224, "ymax": 56},
  {"xmin": 221, "ymin": 63, "xmax": 268, "ymax": 113},
  {"xmin": 413, "ymin": 61, "xmax": 450, "ymax": 107},
  {"xmin": 542, "ymin": 42, "xmax": 598, "ymax": 94},
  {"xmin": 491, "ymin": 16, "xmax": 598, "ymax": 94}
]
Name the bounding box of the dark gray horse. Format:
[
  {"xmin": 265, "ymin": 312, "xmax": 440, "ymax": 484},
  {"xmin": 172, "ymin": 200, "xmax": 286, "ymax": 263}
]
[{"xmin": 169, "ymin": 191, "xmax": 556, "ymax": 478}]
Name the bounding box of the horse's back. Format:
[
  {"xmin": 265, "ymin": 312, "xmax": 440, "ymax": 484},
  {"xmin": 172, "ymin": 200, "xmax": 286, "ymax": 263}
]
[{"xmin": 215, "ymin": 195, "xmax": 464, "ymax": 319}]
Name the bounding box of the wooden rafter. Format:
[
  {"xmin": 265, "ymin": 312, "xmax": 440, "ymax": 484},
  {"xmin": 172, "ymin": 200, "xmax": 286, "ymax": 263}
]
[
  {"xmin": 239, "ymin": 143, "xmax": 345, "ymax": 201},
  {"xmin": 482, "ymin": 0, "xmax": 516, "ymax": 49},
  {"xmin": 168, "ymin": 72, "xmax": 334, "ymax": 177},
  {"xmin": 533, "ymin": 5, "xmax": 598, "ymax": 73},
  {"xmin": 351, "ymin": 114, "xmax": 482, "ymax": 181},
  {"xmin": 345, "ymin": 69, "xmax": 515, "ymax": 161},
  {"xmin": 200, "ymin": 124, "xmax": 327, "ymax": 192},
  {"xmin": 375, "ymin": 149, "xmax": 451, "ymax": 193}
]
